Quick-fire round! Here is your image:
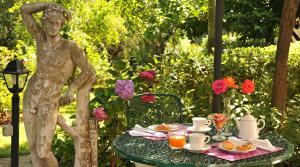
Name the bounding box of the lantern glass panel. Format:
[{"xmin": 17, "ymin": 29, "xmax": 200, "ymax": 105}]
[
  {"xmin": 18, "ymin": 73, "xmax": 28, "ymax": 89},
  {"xmin": 4, "ymin": 74, "xmax": 17, "ymax": 89}
]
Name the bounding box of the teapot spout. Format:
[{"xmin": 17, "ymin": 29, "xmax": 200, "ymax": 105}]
[{"xmin": 235, "ymin": 118, "xmax": 240, "ymax": 130}]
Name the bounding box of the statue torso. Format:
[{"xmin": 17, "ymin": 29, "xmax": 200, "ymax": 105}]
[{"xmin": 26, "ymin": 38, "xmax": 75, "ymax": 98}]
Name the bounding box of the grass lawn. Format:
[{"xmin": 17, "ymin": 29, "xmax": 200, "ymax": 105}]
[
  {"xmin": 0, "ymin": 122, "xmax": 29, "ymax": 158},
  {"xmin": 0, "ymin": 112, "xmax": 74, "ymax": 158}
]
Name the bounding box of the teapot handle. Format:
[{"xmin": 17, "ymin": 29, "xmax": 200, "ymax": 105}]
[{"xmin": 257, "ymin": 119, "xmax": 265, "ymax": 131}]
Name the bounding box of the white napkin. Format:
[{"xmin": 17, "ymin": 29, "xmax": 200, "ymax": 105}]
[
  {"xmin": 129, "ymin": 124, "xmax": 167, "ymax": 138},
  {"xmin": 228, "ymin": 137, "xmax": 276, "ymax": 152},
  {"xmin": 248, "ymin": 139, "xmax": 276, "ymax": 152},
  {"xmin": 129, "ymin": 130, "xmax": 155, "ymax": 137}
]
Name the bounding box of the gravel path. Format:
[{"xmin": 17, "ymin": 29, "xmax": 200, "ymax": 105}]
[{"xmin": 0, "ymin": 154, "xmax": 32, "ymax": 167}]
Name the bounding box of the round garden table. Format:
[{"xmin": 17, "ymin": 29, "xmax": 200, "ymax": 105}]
[{"xmin": 112, "ymin": 131, "xmax": 294, "ymax": 167}]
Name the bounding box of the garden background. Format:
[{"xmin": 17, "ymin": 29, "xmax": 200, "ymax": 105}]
[{"xmin": 0, "ymin": 0, "xmax": 300, "ymax": 166}]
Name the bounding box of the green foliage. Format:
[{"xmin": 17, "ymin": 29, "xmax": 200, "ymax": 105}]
[
  {"xmin": 156, "ymin": 37, "xmax": 214, "ymax": 118},
  {"xmin": 0, "ymin": 47, "xmax": 13, "ymax": 111},
  {"xmin": 52, "ymin": 129, "xmax": 75, "ymax": 167},
  {"xmin": 0, "ymin": 1, "xmax": 17, "ymax": 48},
  {"xmin": 88, "ymin": 58, "xmax": 135, "ymax": 167},
  {"xmin": 224, "ymin": 0, "xmax": 279, "ymax": 45},
  {"xmin": 0, "ymin": 42, "xmax": 36, "ymax": 112},
  {"xmin": 116, "ymin": 0, "xmax": 208, "ymax": 63}
]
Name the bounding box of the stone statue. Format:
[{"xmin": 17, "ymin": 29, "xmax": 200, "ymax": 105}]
[{"xmin": 21, "ymin": 2, "xmax": 97, "ymax": 167}]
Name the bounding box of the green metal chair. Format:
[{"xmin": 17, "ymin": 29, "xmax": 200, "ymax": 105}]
[
  {"xmin": 126, "ymin": 93, "xmax": 183, "ymax": 129},
  {"xmin": 125, "ymin": 93, "xmax": 183, "ymax": 167}
]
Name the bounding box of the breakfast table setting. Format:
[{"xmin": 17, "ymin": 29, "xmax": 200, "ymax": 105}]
[{"xmin": 112, "ymin": 113, "xmax": 294, "ymax": 167}]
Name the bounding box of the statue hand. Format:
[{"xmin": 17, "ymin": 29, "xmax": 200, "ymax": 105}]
[{"xmin": 59, "ymin": 88, "xmax": 75, "ymax": 106}]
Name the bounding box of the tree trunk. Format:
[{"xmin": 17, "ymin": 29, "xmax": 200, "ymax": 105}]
[
  {"xmin": 271, "ymin": 0, "xmax": 299, "ymax": 122},
  {"xmin": 207, "ymin": 0, "xmax": 216, "ymax": 54},
  {"xmin": 57, "ymin": 78, "xmax": 98, "ymax": 167}
]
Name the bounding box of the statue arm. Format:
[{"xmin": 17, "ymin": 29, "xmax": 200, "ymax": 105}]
[
  {"xmin": 59, "ymin": 42, "xmax": 96, "ymax": 106},
  {"xmin": 69, "ymin": 42, "xmax": 96, "ymax": 92},
  {"xmin": 20, "ymin": 2, "xmax": 52, "ymax": 40}
]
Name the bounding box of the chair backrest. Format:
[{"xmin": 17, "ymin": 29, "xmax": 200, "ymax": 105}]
[{"xmin": 126, "ymin": 93, "xmax": 182, "ymax": 128}]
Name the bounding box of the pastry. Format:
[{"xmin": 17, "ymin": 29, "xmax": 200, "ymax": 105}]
[
  {"xmin": 222, "ymin": 140, "xmax": 234, "ymax": 150},
  {"xmin": 236, "ymin": 142, "xmax": 253, "ymax": 152},
  {"xmin": 155, "ymin": 123, "xmax": 170, "ymax": 131}
]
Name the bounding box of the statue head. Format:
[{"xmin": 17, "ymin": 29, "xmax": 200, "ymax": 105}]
[{"xmin": 41, "ymin": 6, "xmax": 71, "ymax": 37}]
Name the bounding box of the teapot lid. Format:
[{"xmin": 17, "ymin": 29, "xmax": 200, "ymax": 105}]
[{"xmin": 240, "ymin": 113, "xmax": 256, "ymax": 121}]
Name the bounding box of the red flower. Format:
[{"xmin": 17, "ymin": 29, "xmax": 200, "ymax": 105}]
[
  {"xmin": 93, "ymin": 107, "xmax": 108, "ymax": 121},
  {"xmin": 139, "ymin": 70, "xmax": 156, "ymax": 82},
  {"xmin": 223, "ymin": 77, "xmax": 238, "ymax": 89},
  {"xmin": 212, "ymin": 79, "xmax": 228, "ymax": 95},
  {"xmin": 141, "ymin": 94, "xmax": 156, "ymax": 103},
  {"xmin": 241, "ymin": 79, "xmax": 255, "ymax": 94}
]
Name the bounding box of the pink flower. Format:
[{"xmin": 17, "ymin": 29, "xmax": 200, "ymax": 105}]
[
  {"xmin": 93, "ymin": 107, "xmax": 108, "ymax": 121},
  {"xmin": 114, "ymin": 80, "xmax": 135, "ymax": 100},
  {"xmin": 139, "ymin": 70, "xmax": 156, "ymax": 82},
  {"xmin": 141, "ymin": 94, "xmax": 156, "ymax": 103},
  {"xmin": 212, "ymin": 79, "xmax": 228, "ymax": 95}
]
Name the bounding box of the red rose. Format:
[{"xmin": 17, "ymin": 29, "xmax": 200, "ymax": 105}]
[
  {"xmin": 212, "ymin": 79, "xmax": 228, "ymax": 95},
  {"xmin": 93, "ymin": 107, "xmax": 108, "ymax": 121},
  {"xmin": 141, "ymin": 94, "xmax": 156, "ymax": 103},
  {"xmin": 241, "ymin": 79, "xmax": 255, "ymax": 94}
]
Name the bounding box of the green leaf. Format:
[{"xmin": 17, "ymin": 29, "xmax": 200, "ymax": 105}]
[
  {"xmin": 113, "ymin": 60, "xmax": 127, "ymax": 70},
  {"xmin": 107, "ymin": 69, "xmax": 120, "ymax": 77}
]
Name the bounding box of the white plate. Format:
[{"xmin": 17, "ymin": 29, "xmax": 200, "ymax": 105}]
[
  {"xmin": 218, "ymin": 143, "xmax": 257, "ymax": 153},
  {"xmin": 147, "ymin": 124, "xmax": 181, "ymax": 132},
  {"xmin": 184, "ymin": 143, "xmax": 211, "ymax": 152},
  {"xmin": 187, "ymin": 126, "xmax": 211, "ymax": 133}
]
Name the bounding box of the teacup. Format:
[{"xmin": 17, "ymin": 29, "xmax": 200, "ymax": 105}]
[
  {"xmin": 189, "ymin": 133, "xmax": 210, "ymax": 149},
  {"xmin": 192, "ymin": 117, "xmax": 212, "ymax": 131}
]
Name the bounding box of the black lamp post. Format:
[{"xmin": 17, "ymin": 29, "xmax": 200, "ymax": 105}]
[
  {"xmin": 213, "ymin": 0, "xmax": 223, "ymax": 113},
  {"xmin": 1, "ymin": 56, "xmax": 29, "ymax": 167}
]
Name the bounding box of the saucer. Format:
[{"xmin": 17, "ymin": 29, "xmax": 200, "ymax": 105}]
[
  {"xmin": 184, "ymin": 143, "xmax": 211, "ymax": 152},
  {"xmin": 187, "ymin": 126, "xmax": 211, "ymax": 133}
]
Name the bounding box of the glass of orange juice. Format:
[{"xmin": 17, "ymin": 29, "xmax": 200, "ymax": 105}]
[{"xmin": 168, "ymin": 131, "xmax": 186, "ymax": 149}]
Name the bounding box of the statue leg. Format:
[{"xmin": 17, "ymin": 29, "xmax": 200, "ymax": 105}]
[
  {"xmin": 23, "ymin": 109, "xmax": 46, "ymax": 167},
  {"xmin": 36, "ymin": 102, "xmax": 59, "ymax": 167}
]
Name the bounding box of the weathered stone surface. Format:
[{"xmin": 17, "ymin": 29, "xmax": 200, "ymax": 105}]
[{"xmin": 20, "ymin": 2, "xmax": 97, "ymax": 167}]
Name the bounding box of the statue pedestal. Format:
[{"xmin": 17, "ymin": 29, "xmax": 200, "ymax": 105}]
[{"xmin": 89, "ymin": 118, "xmax": 98, "ymax": 167}]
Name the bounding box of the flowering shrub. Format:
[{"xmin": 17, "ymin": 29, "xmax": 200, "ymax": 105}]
[
  {"xmin": 114, "ymin": 80, "xmax": 135, "ymax": 100},
  {"xmin": 138, "ymin": 70, "xmax": 158, "ymax": 103}
]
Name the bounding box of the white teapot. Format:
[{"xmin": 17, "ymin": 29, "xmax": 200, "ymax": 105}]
[{"xmin": 235, "ymin": 113, "xmax": 265, "ymax": 139}]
